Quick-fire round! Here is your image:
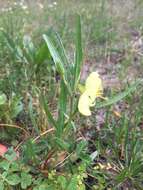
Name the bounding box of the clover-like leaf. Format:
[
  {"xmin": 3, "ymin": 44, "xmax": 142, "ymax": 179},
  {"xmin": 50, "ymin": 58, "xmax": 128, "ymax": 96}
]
[
  {"xmin": 7, "ymin": 174, "xmax": 20, "ymax": 186},
  {"xmin": 21, "ymin": 172, "xmax": 32, "ymax": 189}
]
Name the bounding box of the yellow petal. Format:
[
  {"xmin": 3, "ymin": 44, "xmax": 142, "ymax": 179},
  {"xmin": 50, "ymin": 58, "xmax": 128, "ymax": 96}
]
[
  {"xmin": 78, "ymin": 92, "xmax": 91, "ymax": 116},
  {"xmin": 78, "ymin": 72, "xmax": 103, "ymax": 116},
  {"xmin": 87, "ymin": 93, "xmax": 96, "ymax": 107},
  {"xmin": 85, "ymin": 72, "xmax": 103, "ymax": 99}
]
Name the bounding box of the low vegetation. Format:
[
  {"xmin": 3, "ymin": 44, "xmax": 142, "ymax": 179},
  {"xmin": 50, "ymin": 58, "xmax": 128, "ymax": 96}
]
[{"xmin": 0, "ymin": 1, "xmax": 143, "ymax": 189}]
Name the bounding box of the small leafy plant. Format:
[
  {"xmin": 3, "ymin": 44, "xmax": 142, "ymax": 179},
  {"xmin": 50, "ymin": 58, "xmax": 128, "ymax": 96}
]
[{"xmin": 0, "ymin": 148, "xmax": 32, "ymax": 190}]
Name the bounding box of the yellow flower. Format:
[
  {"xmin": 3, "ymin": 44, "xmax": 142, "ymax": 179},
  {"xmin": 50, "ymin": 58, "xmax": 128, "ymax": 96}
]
[{"xmin": 78, "ymin": 72, "xmax": 103, "ymax": 116}]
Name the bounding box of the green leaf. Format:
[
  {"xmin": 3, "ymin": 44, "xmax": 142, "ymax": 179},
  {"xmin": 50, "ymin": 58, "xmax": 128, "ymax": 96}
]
[
  {"xmin": 43, "ymin": 33, "xmax": 71, "ymax": 94},
  {"xmin": 0, "ymin": 160, "xmax": 10, "ymax": 171},
  {"xmin": 10, "ymin": 162, "xmax": 20, "ymax": 172},
  {"xmin": 23, "ymin": 139, "xmax": 37, "ymax": 163},
  {"xmin": 23, "ymin": 35, "xmax": 35, "ymax": 63},
  {"xmin": 43, "ymin": 34, "xmax": 65, "ymax": 79},
  {"xmin": 40, "ymin": 94, "xmax": 58, "ymax": 129},
  {"xmin": 10, "ymin": 96, "xmax": 23, "ymax": 118},
  {"xmin": 73, "ymin": 15, "xmax": 83, "ymax": 90},
  {"xmin": 4, "ymin": 147, "xmax": 17, "ymax": 162},
  {"xmin": 0, "ymin": 94, "xmax": 6, "ymax": 105},
  {"xmin": 28, "ymin": 97, "xmax": 39, "ymax": 134},
  {"xmin": 2, "ymin": 31, "xmax": 26, "ymax": 62},
  {"xmin": 7, "ymin": 174, "xmax": 20, "ymax": 185},
  {"xmin": 57, "ymin": 79, "xmax": 67, "ymax": 136},
  {"xmin": 55, "ymin": 137, "xmax": 70, "ymax": 150},
  {"xmin": 2, "ymin": 31, "xmax": 16, "ymax": 53},
  {"xmin": 23, "ymin": 35, "xmax": 35, "ymax": 54},
  {"xmin": 48, "ymin": 30, "xmax": 69, "ymax": 67},
  {"xmin": 1, "ymin": 171, "xmax": 7, "ymax": 178},
  {"xmin": 39, "ymin": 186, "xmax": 47, "ymax": 190},
  {"xmin": 21, "ymin": 172, "xmax": 32, "ymax": 189},
  {"xmin": 0, "ymin": 181, "xmax": 4, "ymax": 190},
  {"xmin": 35, "ymin": 43, "xmax": 51, "ymax": 73},
  {"xmin": 36, "ymin": 43, "xmax": 50, "ymax": 64},
  {"xmin": 33, "ymin": 187, "xmax": 39, "ymax": 190},
  {"xmin": 76, "ymin": 140, "xmax": 87, "ymax": 156},
  {"xmin": 96, "ymin": 80, "xmax": 142, "ymax": 109},
  {"xmin": 57, "ymin": 176, "xmax": 67, "ymax": 189},
  {"xmin": 39, "ymin": 185, "xmax": 52, "ymax": 190},
  {"xmin": 36, "ymin": 182, "xmax": 55, "ymax": 190},
  {"xmin": 67, "ymin": 175, "xmax": 78, "ymax": 190}
]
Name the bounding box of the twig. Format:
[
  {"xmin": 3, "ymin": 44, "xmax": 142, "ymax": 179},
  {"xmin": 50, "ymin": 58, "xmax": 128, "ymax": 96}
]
[
  {"xmin": 32, "ymin": 128, "xmax": 55, "ymax": 142},
  {"xmin": 54, "ymin": 152, "xmax": 73, "ymax": 168},
  {"xmin": 0, "ymin": 123, "xmax": 29, "ymax": 136}
]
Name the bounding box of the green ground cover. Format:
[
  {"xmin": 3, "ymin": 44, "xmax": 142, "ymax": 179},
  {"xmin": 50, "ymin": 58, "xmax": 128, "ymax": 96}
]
[{"xmin": 0, "ymin": 0, "xmax": 143, "ymax": 189}]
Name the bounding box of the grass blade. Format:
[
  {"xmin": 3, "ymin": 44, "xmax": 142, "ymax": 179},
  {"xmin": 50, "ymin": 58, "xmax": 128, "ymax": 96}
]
[
  {"xmin": 40, "ymin": 94, "xmax": 58, "ymax": 129},
  {"xmin": 57, "ymin": 80, "xmax": 67, "ymax": 136},
  {"xmin": 96, "ymin": 80, "xmax": 142, "ymax": 109},
  {"xmin": 73, "ymin": 15, "xmax": 83, "ymax": 90},
  {"xmin": 43, "ymin": 33, "xmax": 71, "ymax": 94}
]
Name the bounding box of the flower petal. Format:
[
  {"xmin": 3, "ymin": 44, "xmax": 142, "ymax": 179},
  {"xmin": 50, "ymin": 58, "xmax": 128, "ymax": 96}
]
[
  {"xmin": 78, "ymin": 72, "xmax": 103, "ymax": 116},
  {"xmin": 85, "ymin": 72, "xmax": 103, "ymax": 99},
  {"xmin": 78, "ymin": 92, "xmax": 91, "ymax": 116}
]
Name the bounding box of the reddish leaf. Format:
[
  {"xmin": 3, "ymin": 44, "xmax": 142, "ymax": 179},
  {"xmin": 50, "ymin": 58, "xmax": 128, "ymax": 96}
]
[{"xmin": 0, "ymin": 144, "xmax": 8, "ymax": 157}]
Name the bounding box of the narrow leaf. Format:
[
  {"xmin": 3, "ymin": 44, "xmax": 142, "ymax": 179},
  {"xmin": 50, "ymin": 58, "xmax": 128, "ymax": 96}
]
[
  {"xmin": 96, "ymin": 80, "xmax": 142, "ymax": 109},
  {"xmin": 73, "ymin": 15, "xmax": 83, "ymax": 90},
  {"xmin": 43, "ymin": 33, "xmax": 71, "ymax": 94},
  {"xmin": 40, "ymin": 94, "xmax": 58, "ymax": 129},
  {"xmin": 57, "ymin": 80, "xmax": 67, "ymax": 136}
]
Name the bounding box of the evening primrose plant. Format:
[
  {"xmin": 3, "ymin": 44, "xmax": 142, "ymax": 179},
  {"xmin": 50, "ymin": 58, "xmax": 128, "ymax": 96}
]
[
  {"xmin": 42, "ymin": 15, "xmax": 83, "ymax": 138},
  {"xmin": 40, "ymin": 16, "xmax": 143, "ymax": 189},
  {"xmin": 42, "ymin": 15, "xmax": 142, "ymax": 139},
  {"xmin": 39, "ymin": 15, "xmax": 143, "ymax": 170}
]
